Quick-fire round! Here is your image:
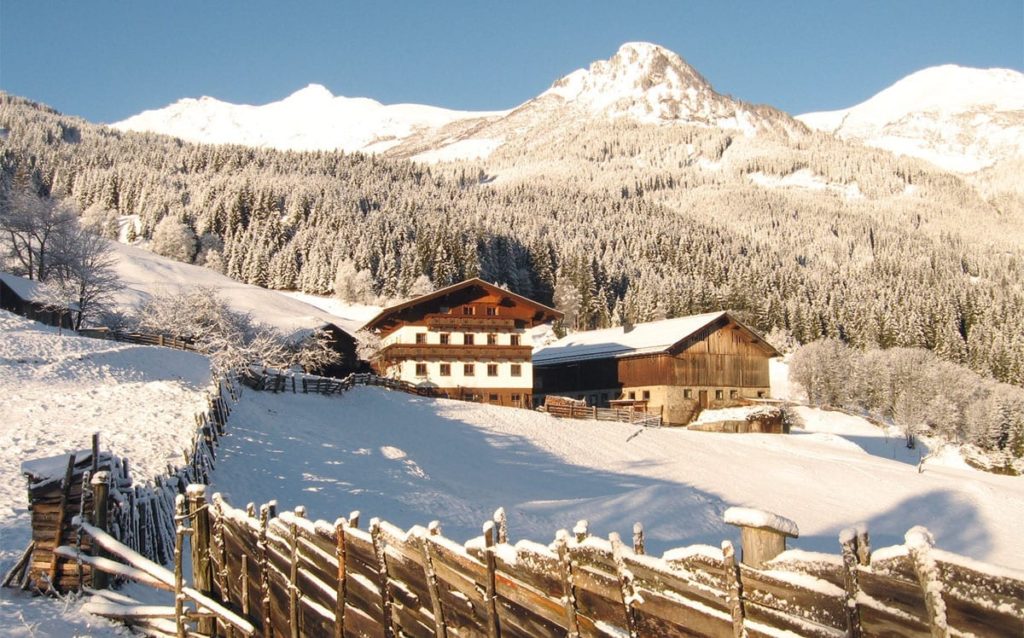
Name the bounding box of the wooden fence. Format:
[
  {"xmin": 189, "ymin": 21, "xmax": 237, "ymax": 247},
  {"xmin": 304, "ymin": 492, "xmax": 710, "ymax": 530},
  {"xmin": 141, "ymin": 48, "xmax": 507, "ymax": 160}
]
[
  {"xmin": 77, "ymin": 326, "xmax": 198, "ymax": 352},
  {"xmin": 9, "ymin": 375, "xmax": 239, "ymax": 595},
  {"xmin": 541, "ymin": 401, "xmax": 663, "ymax": 428},
  {"xmin": 175, "ymin": 491, "xmax": 1021, "ymax": 638},
  {"xmin": 243, "ymin": 369, "xmax": 449, "ymax": 400}
]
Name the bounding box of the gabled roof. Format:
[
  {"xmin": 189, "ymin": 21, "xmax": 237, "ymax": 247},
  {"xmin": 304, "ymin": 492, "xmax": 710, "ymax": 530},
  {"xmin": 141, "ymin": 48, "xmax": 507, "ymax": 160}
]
[
  {"xmin": 532, "ymin": 311, "xmax": 780, "ymax": 365},
  {"xmin": 362, "ymin": 278, "xmax": 562, "ymax": 332},
  {"xmin": 0, "ymin": 271, "xmax": 44, "ymax": 302}
]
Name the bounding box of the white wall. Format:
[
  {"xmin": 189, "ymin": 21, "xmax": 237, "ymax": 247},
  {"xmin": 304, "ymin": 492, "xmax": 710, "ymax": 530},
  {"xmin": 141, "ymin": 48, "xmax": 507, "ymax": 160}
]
[
  {"xmin": 399, "ymin": 360, "xmax": 533, "ymax": 389},
  {"xmin": 381, "ymin": 325, "xmax": 525, "ymax": 347}
]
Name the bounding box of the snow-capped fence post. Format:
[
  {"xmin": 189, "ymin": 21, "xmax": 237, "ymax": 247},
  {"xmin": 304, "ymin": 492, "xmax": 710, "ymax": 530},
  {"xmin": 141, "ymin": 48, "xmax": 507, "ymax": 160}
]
[
  {"xmin": 554, "ymin": 531, "xmax": 580, "ymax": 638},
  {"xmin": 186, "ymin": 485, "xmax": 214, "ymax": 636},
  {"xmin": 369, "ymin": 518, "xmax": 397, "ymax": 638},
  {"xmin": 609, "ymin": 532, "xmax": 640, "ymax": 638},
  {"xmin": 334, "ymin": 518, "xmax": 348, "ymax": 638},
  {"xmin": 839, "ymin": 526, "xmax": 866, "ymax": 637},
  {"xmin": 481, "ymin": 521, "xmax": 501, "ymax": 638},
  {"xmin": 632, "ymin": 522, "xmax": 645, "ymax": 555},
  {"xmin": 416, "ymin": 522, "xmax": 447, "ymax": 638},
  {"xmin": 91, "ymin": 470, "xmax": 111, "ymax": 590},
  {"xmin": 258, "ymin": 504, "xmax": 273, "ymax": 638},
  {"xmin": 723, "ymin": 507, "xmax": 799, "ymax": 568},
  {"xmin": 721, "ymin": 540, "xmax": 746, "ymax": 638},
  {"xmin": 288, "ymin": 514, "xmax": 300, "ymax": 638},
  {"xmin": 173, "ymin": 494, "xmax": 188, "ymax": 638},
  {"xmin": 906, "ymin": 527, "xmax": 950, "ymax": 638},
  {"xmin": 493, "ymin": 507, "xmax": 508, "ymax": 544}
]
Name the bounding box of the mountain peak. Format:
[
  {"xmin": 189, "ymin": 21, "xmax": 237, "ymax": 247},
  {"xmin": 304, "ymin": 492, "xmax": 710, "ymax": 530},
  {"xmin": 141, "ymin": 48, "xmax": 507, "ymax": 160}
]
[{"xmin": 285, "ymin": 83, "xmax": 336, "ymax": 102}]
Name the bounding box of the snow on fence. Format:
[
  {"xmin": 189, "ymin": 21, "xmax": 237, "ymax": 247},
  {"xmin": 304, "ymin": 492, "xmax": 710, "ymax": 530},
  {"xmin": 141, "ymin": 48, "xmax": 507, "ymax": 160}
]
[
  {"xmin": 9, "ymin": 374, "xmax": 239, "ymax": 596},
  {"xmin": 77, "ymin": 326, "xmax": 197, "ymax": 351},
  {"xmin": 243, "ymin": 369, "xmax": 449, "ymax": 399},
  {"xmin": 192, "ymin": 493, "xmax": 1024, "ymax": 638},
  {"xmin": 541, "ymin": 399, "xmax": 663, "ymax": 427}
]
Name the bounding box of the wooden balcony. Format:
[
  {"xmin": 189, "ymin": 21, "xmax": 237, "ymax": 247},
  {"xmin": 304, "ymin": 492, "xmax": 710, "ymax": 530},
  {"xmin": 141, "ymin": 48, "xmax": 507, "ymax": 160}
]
[
  {"xmin": 424, "ymin": 314, "xmax": 520, "ymax": 331},
  {"xmin": 378, "ymin": 343, "xmax": 533, "ymax": 362}
]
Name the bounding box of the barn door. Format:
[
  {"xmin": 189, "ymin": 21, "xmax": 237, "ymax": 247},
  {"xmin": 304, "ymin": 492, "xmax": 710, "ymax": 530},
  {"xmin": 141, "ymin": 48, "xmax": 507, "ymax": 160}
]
[{"xmin": 698, "ymin": 390, "xmax": 708, "ymax": 409}]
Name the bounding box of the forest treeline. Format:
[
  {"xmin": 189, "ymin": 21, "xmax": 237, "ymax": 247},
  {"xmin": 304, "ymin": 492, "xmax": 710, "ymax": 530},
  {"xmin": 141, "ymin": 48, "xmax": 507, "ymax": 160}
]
[{"xmin": 1, "ymin": 93, "xmax": 1021, "ymax": 385}]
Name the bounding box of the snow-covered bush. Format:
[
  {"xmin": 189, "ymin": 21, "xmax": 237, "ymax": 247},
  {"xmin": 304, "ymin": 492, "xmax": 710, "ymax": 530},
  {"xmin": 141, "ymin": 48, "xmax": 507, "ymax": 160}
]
[{"xmin": 151, "ymin": 216, "xmax": 197, "ymax": 263}]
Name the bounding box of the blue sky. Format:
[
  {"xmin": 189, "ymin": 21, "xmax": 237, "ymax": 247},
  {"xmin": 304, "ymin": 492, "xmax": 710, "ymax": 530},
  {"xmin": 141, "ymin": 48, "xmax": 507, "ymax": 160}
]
[{"xmin": 1, "ymin": 1, "xmax": 1021, "ymax": 123}]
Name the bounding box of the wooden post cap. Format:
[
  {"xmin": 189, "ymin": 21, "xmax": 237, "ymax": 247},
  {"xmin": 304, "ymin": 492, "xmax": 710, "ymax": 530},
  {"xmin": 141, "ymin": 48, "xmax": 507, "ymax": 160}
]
[
  {"xmin": 91, "ymin": 471, "xmax": 111, "ymax": 485},
  {"xmin": 724, "ymin": 507, "xmax": 799, "ymax": 568}
]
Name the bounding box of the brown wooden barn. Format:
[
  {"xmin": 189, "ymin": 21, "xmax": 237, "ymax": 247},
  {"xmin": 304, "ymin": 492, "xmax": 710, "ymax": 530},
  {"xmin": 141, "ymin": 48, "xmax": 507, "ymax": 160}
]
[
  {"xmin": 532, "ymin": 311, "xmax": 780, "ymax": 425},
  {"xmin": 0, "ymin": 271, "xmax": 77, "ymax": 329}
]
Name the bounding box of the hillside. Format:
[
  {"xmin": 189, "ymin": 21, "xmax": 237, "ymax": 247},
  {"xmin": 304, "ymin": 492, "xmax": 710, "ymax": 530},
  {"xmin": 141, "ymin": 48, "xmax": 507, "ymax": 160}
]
[
  {"xmin": 0, "ymin": 310, "xmax": 212, "ymax": 636},
  {"xmin": 2, "ymin": 82, "xmax": 1023, "ymax": 386},
  {"xmin": 211, "ymin": 385, "xmax": 1024, "ymax": 570}
]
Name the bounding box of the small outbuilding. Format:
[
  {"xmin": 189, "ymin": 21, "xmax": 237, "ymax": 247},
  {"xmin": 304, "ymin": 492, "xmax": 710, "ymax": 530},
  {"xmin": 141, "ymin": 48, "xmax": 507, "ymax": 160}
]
[{"xmin": 0, "ymin": 271, "xmax": 78, "ymax": 329}]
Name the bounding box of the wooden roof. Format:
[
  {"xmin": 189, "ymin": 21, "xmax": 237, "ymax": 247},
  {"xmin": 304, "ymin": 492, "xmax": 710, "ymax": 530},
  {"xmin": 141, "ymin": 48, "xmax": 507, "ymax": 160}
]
[
  {"xmin": 533, "ymin": 311, "xmax": 781, "ymax": 365},
  {"xmin": 362, "ymin": 278, "xmax": 562, "ymax": 333}
]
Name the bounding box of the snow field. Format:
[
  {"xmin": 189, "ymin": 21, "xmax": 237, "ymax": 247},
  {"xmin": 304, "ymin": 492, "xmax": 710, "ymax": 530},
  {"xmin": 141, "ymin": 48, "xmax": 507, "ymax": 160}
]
[
  {"xmin": 210, "ymin": 385, "xmax": 1024, "ymax": 572},
  {"xmin": 0, "ymin": 310, "xmax": 212, "ymax": 636}
]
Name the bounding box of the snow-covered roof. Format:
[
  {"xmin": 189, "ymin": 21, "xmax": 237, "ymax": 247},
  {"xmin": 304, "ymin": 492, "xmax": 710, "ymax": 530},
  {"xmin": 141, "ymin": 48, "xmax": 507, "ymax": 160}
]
[
  {"xmin": 0, "ymin": 271, "xmax": 43, "ymax": 302},
  {"xmin": 533, "ymin": 311, "xmax": 729, "ymax": 365}
]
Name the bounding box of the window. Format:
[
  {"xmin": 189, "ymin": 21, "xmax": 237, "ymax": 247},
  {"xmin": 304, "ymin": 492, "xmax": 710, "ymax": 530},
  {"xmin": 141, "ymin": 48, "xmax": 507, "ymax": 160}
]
[
  {"xmin": 600, "ymin": 392, "xmax": 608, "ymax": 403},
  {"xmin": 683, "ymin": 389, "xmax": 692, "ymax": 399},
  {"xmin": 464, "ymin": 333, "xmax": 475, "ymax": 345},
  {"xmin": 510, "ymin": 364, "xmax": 522, "ymax": 377},
  {"xmin": 642, "ymin": 390, "xmax": 651, "ymax": 400},
  {"xmin": 415, "ymin": 333, "xmax": 427, "ymax": 344},
  {"xmin": 487, "ymin": 333, "xmax": 498, "ymax": 345},
  {"xmin": 440, "ymin": 363, "xmax": 451, "ymax": 376},
  {"xmin": 462, "ymin": 306, "xmax": 475, "ymax": 315},
  {"xmin": 440, "ymin": 306, "xmax": 450, "ymax": 314},
  {"xmin": 510, "ymin": 334, "xmax": 521, "ymax": 346},
  {"xmin": 715, "ymin": 389, "xmax": 724, "ymax": 400},
  {"xmin": 628, "ymin": 391, "xmax": 636, "ymax": 400},
  {"xmin": 464, "ymin": 363, "xmax": 475, "ymax": 376},
  {"xmin": 757, "ymin": 391, "xmax": 766, "ymax": 398},
  {"xmin": 487, "ymin": 364, "xmax": 498, "ymax": 377},
  {"xmin": 486, "ymin": 307, "xmax": 497, "ymax": 316},
  {"xmin": 489, "ymin": 393, "xmax": 499, "ymax": 402},
  {"xmin": 730, "ymin": 390, "xmax": 738, "ymax": 399},
  {"xmin": 439, "ymin": 333, "xmax": 450, "ymax": 345},
  {"xmin": 415, "ymin": 363, "xmax": 428, "ymax": 377}
]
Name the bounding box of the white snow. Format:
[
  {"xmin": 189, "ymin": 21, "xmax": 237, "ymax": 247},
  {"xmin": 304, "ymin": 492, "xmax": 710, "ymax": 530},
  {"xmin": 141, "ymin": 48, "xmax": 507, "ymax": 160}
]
[
  {"xmin": 747, "ymin": 169, "xmax": 863, "ymax": 199},
  {"xmin": 694, "ymin": 405, "xmax": 775, "ymax": 424},
  {"xmin": 276, "ymin": 291, "xmax": 380, "ymax": 335},
  {"xmin": 723, "ymin": 507, "xmax": 800, "ymax": 536},
  {"xmin": 112, "ymin": 83, "xmax": 508, "ymax": 155},
  {"xmin": 109, "ymin": 241, "xmax": 359, "ymax": 337},
  {"xmin": 0, "ymin": 310, "xmax": 212, "ymax": 636},
  {"xmin": 0, "ymin": 271, "xmax": 44, "ymax": 302},
  {"xmin": 208, "ymin": 385, "xmax": 1024, "ymax": 572},
  {"xmin": 798, "ymin": 65, "xmax": 1024, "ymax": 172},
  {"xmin": 532, "ymin": 311, "xmax": 727, "ymax": 364}
]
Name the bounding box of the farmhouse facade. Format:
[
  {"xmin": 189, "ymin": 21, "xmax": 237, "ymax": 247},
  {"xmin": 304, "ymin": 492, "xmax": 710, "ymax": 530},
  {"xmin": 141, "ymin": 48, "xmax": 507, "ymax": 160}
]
[
  {"xmin": 362, "ymin": 278, "xmax": 562, "ymax": 407},
  {"xmin": 532, "ymin": 311, "xmax": 780, "ymax": 425}
]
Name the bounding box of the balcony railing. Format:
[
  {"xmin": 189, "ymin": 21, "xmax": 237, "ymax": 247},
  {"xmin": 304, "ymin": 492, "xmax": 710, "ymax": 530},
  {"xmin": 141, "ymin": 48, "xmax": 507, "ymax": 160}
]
[
  {"xmin": 424, "ymin": 314, "xmax": 519, "ymax": 330},
  {"xmin": 378, "ymin": 343, "xmax": 533, "ymax": 361}
]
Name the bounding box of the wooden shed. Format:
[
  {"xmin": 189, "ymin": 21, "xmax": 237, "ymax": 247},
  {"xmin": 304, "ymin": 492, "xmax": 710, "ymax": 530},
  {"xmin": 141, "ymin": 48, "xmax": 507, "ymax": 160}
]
[
  {"xmin": 0, "ymin": 271, "xmax": 77, "ymax": 329},
  {"xmin": 532, "ymin": 311, "xmax": 780, "ymax": 426}
]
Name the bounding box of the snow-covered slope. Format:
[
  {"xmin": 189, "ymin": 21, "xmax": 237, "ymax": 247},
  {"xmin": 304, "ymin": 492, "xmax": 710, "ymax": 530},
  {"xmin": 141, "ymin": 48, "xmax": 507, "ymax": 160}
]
[
  {"xmin": 110, "ymin": 241, "xmax": 369, "ymax": 335},
  {"xmin": 113, "ymin": 83, "xmax": 507, "ymax": 155},
  {"xmin": 211, "ymin": 386, "xmax": 1024, "ymax": 569},
  {"xmin": 0, "ymin": 310, "xmax": 212, "ymax": 636},
  {"xmin": 798, "ymin": 65, "xmax": 1024, "ymax": 172}
]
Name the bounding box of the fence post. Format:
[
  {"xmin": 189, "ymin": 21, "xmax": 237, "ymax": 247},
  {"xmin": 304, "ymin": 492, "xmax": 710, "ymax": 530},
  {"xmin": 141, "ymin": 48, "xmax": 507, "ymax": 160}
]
[
  {"xmin": 174, "ymin": 494, "xmax": 188, "ymax": 638},
  {"xmin": 839, "ymin": 527, "xmax": 865, "ymax": 638},
  {"xmin": 369, "ymin": 518, "xmax": 396, "ymax": 638},
  {"xmin": 721, "ymin": 541, "xmax": 745, "ymax": 638},
  {"xmin": 91, "ymin": 471, "xmax": 111, "ymax": 590},
  {"xmin": 187, "ymin": 485, "xmax": 213, "ymax": 635},
  {"xmin": 906, "ymin": 527, "xmax": 949, "ymax": 637},
  {"xmin": 632, "ymin": 523, "xmax": 645, "ymax": 555},
  {"xmin": 724, "ymin": 507, "xmax": 799, "ymax": 568},
  {"xmin": 334, "ymin": 518, "xmax": 348, "ymax": 638},
  {"xmin": 418, "ymin": 523, "xmax": 447, "ymax": 638},
  {"xmin": 609, "ymin": 533, "xmax": 640, "ymax": 638},
  {"xmin": 482, "ymin": 522, "xmax": 500, "ymax": 638},
  {"xmin": 555, "ymin": 531, "xmax": 580, "ymax": 638}
]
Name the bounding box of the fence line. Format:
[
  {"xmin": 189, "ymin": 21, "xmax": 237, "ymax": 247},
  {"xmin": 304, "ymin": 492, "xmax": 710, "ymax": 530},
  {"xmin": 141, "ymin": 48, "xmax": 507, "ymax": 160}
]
[
  {"xmin": 13, "ymin": 374, "xmax": 239, "ymax": 595},
  {"xmin": 77, "ymin": 327, "xmax": 198, "ymax": 352},
  {"xmin": 541, "ymin": 401, "xmax": 663, "ymax": 427}
]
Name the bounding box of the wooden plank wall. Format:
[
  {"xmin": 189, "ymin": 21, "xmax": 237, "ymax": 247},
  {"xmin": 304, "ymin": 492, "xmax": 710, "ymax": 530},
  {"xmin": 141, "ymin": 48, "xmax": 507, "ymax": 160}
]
[{"xmin": 207, "ymin": 494, "xmax": 1024, "ymax": 638}]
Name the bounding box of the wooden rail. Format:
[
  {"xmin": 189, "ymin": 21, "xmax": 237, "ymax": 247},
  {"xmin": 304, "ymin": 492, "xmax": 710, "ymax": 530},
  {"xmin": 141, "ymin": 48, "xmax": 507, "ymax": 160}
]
[
  {"xmin": 197, "ymin": 493, "xmax": 1023, "ymax": 638},
  {"xmin": 77, "ymin": 327, "xmax": 197, "ymax": 352},
  {"xmin": 243, "ymin": 369, "xmax": 446, "ymax": 399},
  {"xmin": 543, "ymin": 402, "xmax": 663, "ymax": 427}
]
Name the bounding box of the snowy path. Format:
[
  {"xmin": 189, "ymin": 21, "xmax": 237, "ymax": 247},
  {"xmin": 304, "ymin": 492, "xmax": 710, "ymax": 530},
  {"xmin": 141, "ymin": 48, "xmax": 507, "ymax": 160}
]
[
  {"xmin": 0, "ymin": 311, "xmax": 212, "ymax": 636},
  {"xmin": 211, "ymin": 386, "xmax": 1024, "ymax": 570}
]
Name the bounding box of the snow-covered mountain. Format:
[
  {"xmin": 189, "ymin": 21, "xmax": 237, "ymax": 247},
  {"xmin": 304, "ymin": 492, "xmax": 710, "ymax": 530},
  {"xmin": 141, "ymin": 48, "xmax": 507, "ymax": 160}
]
[
  {"xmin": 798, "ymin": 65, "xmax": 1024, "ymax": 172},
  {"xmin": 113, "ymin": 83, "xmax": 506, "ymax": 155},
  {"xmin": 113, "ymin": 43, "xmax": 798, "ymax": 162}
]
